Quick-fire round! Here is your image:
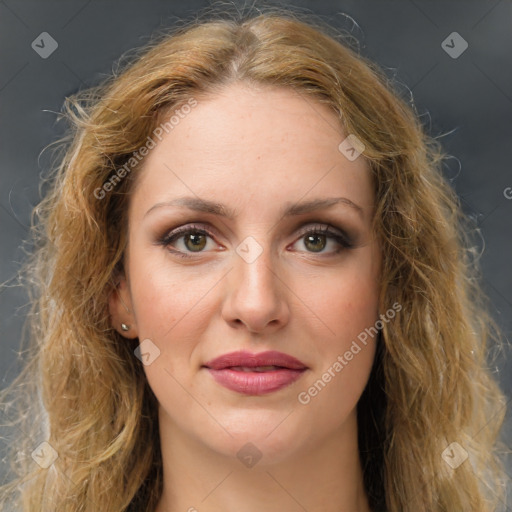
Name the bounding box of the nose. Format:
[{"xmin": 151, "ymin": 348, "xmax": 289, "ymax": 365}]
[{"xmin": 221, "ymin": 240, "xmax": 290, "ymax": 334}]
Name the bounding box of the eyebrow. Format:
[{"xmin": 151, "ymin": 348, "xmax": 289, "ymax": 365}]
[{"xmin": 144, "ymin": 196, "xmax": 364, "ymax": 219}]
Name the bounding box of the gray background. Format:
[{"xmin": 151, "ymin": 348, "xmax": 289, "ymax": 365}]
[{"xmin": 1, "ymin": 0, "xmax": 511, "ymax": 508}]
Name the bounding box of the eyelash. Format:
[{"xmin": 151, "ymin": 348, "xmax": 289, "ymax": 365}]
[{"xmin": 156, "ymin": 222, "xmax": 353, "ymax": 259}]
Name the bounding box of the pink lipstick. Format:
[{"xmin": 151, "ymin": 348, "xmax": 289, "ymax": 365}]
[{"xmin": 203, "ymin": 350, "xmax": 308, "ymax": 395}]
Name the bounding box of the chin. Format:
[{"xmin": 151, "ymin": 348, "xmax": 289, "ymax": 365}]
[{"xmin": 197, "ymin": 409, "xmax": 311, "ymax": 466}]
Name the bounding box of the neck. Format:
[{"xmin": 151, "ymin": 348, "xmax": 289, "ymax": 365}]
[{"xmin": 154, "ymin": 409, "xmax": 371, "ymax": 512}]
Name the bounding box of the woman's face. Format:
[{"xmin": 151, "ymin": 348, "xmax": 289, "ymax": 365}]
[{"xmin": 110, "ymin": 82, "xmax": 381, "ymax": 464}]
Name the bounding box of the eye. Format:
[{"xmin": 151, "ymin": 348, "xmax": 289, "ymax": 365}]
[
  {"xmin": 157, "ymin": 222, "xmax": 353, "ymax": 258},
  {"xmin": 157, "ymin": 224, "xmax": 218, "ymax": 258},
  {"xmin": 291, "ymin": 223, "xmax": 353, "ymax": 255}
]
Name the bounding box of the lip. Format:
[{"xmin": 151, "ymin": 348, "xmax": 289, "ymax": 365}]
[
  {"xmin": 204, "ymin": 350, "xmax": 307, "ymax": 371},
  {"xmin": 202, "ymin": 350, "xmax": 308, "ymax": 396}
]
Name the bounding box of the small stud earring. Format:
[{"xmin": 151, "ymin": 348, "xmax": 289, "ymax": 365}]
[{"xmin": 121, "ymin": 323, "xmax": 130, "ymax": 332}]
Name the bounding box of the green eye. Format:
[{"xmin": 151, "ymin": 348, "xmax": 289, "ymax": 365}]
[{"xmin": 158, "ymin": 222, "xmax": 352, "ymax": 259}]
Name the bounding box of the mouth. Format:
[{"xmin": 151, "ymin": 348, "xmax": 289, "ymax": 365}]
[
  {"xmin": 203, "ymin": 350, "xmax": 307, "ymax": 371},
  {"xmin": 226, "ymin": 365, "xmax": 289, "ymax": 372},
  {"xmin": 202, "ymin": 350, "xmax": 308, "ymax": 395}
]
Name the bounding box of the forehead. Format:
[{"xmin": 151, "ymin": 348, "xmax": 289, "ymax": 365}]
[{"xmin": 129, "ymin": 83, "xmax": 373, "ymax": 222}]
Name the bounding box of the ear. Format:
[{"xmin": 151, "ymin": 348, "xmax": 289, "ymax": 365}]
[{"xmin": 108, "ymin": 275, "xmax": 138, "ymax": 339}]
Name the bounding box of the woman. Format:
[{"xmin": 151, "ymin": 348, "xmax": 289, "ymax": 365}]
[{"xmin": 0, "ymin": 6, "xmax": 508, "ymax": 512}]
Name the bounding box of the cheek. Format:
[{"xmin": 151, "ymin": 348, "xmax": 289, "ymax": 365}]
[
  {"xmin": 129, "ymin": 256, "xmax": 215, "ymax": 338},
  {"xmin": 292, "ymin": 252, "xmax": 380, "ymax": 411},
  {"xmin": 129, "ymin": 258, "xmax": 218, "ymax": 406},
  {"xmin": 293, "ymin": 250, "xmax": 380, "ymax": 349},
  {"xmin": 294, "ymin": 273, "xmax": 378, "ymax": 429},
  {"xmin": 296, "ymin": 274, "xmax": 378, "ymax": 382}
]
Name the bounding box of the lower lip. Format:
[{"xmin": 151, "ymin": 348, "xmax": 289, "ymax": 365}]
[{"xmin": 206, "ymin": 368, "xmax": 306, "ymax": 395}]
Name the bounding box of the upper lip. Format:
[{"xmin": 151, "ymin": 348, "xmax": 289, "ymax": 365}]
[{"xmin": 203, "ymin": 350, "xmax": 307, "ymax": 370}]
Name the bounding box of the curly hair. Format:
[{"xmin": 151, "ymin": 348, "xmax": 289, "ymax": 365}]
[{"xmin": 0, "ymin": 4, "xmax": 508, "ymax": 511}]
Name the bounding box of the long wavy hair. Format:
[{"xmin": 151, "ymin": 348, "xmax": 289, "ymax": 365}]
[{"xmin": 0, "ymin": 5, "xmax": 508, "ymax": 511}]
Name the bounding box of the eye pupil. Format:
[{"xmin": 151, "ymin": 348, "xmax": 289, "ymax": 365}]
[
  {"xmin": 185, "ymin": 233, "xmax": 207, "ymax": 251},
  {"xmin": 305, "ymin": 234, "xmax": 326, "ymax": 252}
]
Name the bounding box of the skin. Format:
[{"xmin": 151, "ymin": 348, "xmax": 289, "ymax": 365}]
[{"xmin": 109, "ymin": 82, "xmax": 381, "ymax": 512}]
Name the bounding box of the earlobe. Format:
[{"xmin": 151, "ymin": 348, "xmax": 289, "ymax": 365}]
[{"xmin": 108, "ymin": 277, "xmax": 138, "ymax": 338}]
